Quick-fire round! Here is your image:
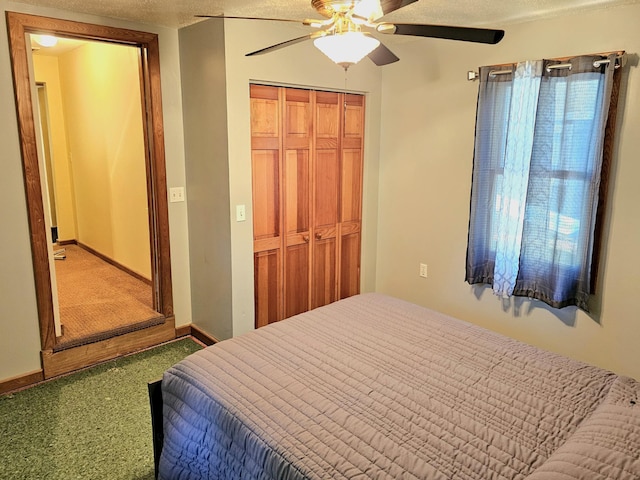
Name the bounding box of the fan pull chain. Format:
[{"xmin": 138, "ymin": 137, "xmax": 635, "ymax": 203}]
[{"xmin": 343, "ymin": 69, "xmax": 348, "ymax": 132}]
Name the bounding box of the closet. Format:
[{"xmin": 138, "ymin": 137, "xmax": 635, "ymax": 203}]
[{"xmin": 250, "ymin": 84, "xmax": 364, "ymax": 328}]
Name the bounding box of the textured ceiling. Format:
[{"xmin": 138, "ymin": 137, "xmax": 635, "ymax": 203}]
[{"xmin": 14, "ymin": 0, "xmax": 640, "ymax": 29}]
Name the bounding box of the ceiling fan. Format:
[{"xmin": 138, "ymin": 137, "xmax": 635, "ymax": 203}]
[{"xmin": 199, "ymin": 0, "xmax": 504, "ymax": 70}]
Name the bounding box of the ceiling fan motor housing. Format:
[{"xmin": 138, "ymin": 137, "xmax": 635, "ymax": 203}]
[{"xmin": 312, "ymin": 0, "xmax": 358, "ymax": 18}]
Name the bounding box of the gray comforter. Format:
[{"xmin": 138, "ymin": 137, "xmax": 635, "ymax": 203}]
[{"xmin": 159, "ymin": 293, "xmax": 640, "ymax": 479}]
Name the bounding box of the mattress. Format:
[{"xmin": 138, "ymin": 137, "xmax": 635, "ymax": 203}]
[{"xmin": 159, "ymin": 293, "xmax": 640, "ymax": 479}]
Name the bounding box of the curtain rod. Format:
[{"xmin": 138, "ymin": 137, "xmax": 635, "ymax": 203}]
[{"xmin": 467, "ymin": 52, "xmax": 627, "ymax": 81}]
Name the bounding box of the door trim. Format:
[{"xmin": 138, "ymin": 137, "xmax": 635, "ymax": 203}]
[{"xmin": 6, "ymin": 12, "xmax": 174, "ymax": 373}]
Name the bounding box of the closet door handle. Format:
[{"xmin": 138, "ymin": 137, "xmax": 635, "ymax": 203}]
[
  {"xmin": 315, "ymin": 232, "xmax": 322, "ymax": 240},
  {"xmin": 303, "ymin": 235, "xmax": 309, "ymax": 243}
]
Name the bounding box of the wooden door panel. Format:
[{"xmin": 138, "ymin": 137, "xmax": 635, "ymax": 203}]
[
  {"xmin": 315, "ymin": 138, "xmax": 338, "ymax": 149},
  {"xmin": 251, "ymin": 83, "xmax": 279, "ymax": 100},
  {"xmin": 312, "ymin": 237, "xmax": 336, "ymax": 309},
  {"xmin": 286, "ymin": 87, "xmax": 311, "ymax": 103},
  {"xmin": 250, "ymin": 85, "xmax": 279, "ymax": 140},
  {"xmin": 285, "ymin": 150, "xmax": 310, "ymax": 235},
  {"xmin": 313, "ymin": 225, "xmax": 337, "ymax": 240},
  {"xmin": 251, "ymin": 99, "xmax": 279, "ymax": 138},
  {"xmin": 314, "ymin": 149, "xmax": 339, "ymax": 228},
  {"xmin": 284, "ymin": 89, "xmax": 311, "ymax": 143},
  {"xmin": 285, "ymin": 242, "xmax": 310, "ymax": 318},
  {"xmin": 252, "ymin": 150, "xmax": 280, "ymax": 240},
  {"xmin": 286, "ymin": 102, "xmax": 310, "ymax": 137},
  {"xmin": 254, "ymin": 249, "xmax": 281, "ymax": 327},
  {"xmin": 344, "ymin": 106, "xmax": 363, "ymax": 137},
  {"xmin": 341, "ymin": 148, "xmax": 362, "ymax": 223},
  {"xmin": 316, "ymin": 92, "xmax": 339, "ymax": 139},
  {"xmin": 316, "ymin": 104, "xmax": 339, "ymax": 137},
  {"xmin": 340, "ymin": 231, "xmax": 361, "ymax": 300},
  {"xmin": 284, "ymin": 88, "xmax": 311, "ymax": 235},
  {"xmin": 344, "ymin": 94, "xmax": 364, "ymax": 138}
]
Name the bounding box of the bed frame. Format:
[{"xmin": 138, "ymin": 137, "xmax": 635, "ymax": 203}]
[{"xmin": 147, "ymin": 379, "xmax": 164, "ymax": 480}]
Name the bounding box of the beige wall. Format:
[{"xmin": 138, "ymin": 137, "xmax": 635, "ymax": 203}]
[
  {"xmin": 179, "ymin": 19, "xmax": 233, "ymax": 341},
  {"xmin": 222, "ymin": 19, "xmax": 383, "ymax": 336},
  {"xmin": 0, "ymin": 0, "xmax": 192, "ymax": 383},
  {"xmin": 4, "ymin": 0, "xmax": 639, "ymax": 385},
  {"xmin": 32, "ymin": 54, "xmax": 77, "ymax": 242},
  {"xmin": 376, "ymin": 3, "xmax": 640, "ymax": 380},
  {"xmin": 57, "ymin": 41, "xmax": 151, "ymax": 278}
]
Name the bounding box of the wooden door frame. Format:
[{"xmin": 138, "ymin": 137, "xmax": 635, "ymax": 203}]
[{"xmin": 6, "ymin": 12, "xmax": 175, "ymax": 377}]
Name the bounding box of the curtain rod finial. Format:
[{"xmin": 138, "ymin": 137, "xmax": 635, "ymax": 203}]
[{"xmin": 468, "ymin": 71, "xmax": 479, "ymax": 81}]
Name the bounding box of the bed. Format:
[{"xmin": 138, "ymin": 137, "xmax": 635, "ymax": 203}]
[{"xmin": 155, "ymin": 293, "xmax": 640, "ymax": 479}]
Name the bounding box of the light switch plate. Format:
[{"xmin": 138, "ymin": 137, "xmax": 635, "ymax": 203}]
[
  {"xmin": 236, "ymin": 204, "xmax": 246, "ymax": 222},
  {"xmin": 169, "ymin": 187, "xmax": 185, "ymax": 203},
  {"xmin": 419, "ymin": 263, "xmax": 428, "ymax": 278}
]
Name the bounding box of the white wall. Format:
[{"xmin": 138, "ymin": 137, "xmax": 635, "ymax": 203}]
[
  {"xmin": 0, "ymin": 0, "xmax": 191, "ymax": 382},
  {"xmin": 376, "ymin": 3, "xmax": 640, "ymax": 380},
  {"xmin": 222, "ymin": 19, "xmax": 383, "ymax": 336}
]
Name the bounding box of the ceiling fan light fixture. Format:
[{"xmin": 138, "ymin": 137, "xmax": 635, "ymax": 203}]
[{"xmin": 313, "ymin": 31, "xmax": 380, "ymax": 69}]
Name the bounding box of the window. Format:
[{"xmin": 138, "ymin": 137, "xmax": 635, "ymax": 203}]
[{"xmin": 466, "ymin": 55, "xmax": 620, "ymax": 312}]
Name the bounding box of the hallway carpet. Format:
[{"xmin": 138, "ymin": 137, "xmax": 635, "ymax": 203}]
[
  {"xmin": 0, "ymin": 338, "xmax": 203, "ymax": 480},
  {"xmin": 54, "ymin": 244, "xmax": 162, "ymax": 351}
]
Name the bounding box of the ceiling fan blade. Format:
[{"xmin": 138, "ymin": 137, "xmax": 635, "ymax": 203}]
[
  {"xmin": 197, "ymin": 14, "xmax": 332, "ymax": 28},
  {"xmin": 378, "ymin": 23, "xmax": 504, "ymax": 44},
  {"xmin": 368, "ymin": 43, "xmax": 400, "ymax": 66},
  {"xmin": 246, "ymin": 34, "xmax": 314, "ymax": 57}
]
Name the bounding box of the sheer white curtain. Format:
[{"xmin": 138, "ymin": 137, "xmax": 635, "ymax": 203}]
[
  {"xmin": 466, "ymin": 54, "xmax": 618, "ymax": 311},
  {"xmin": 492, "ymin": 61, "xmax": 543, "ymax": 297}
]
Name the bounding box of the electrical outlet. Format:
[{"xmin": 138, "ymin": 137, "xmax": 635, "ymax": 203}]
[{"xmin": 419, "ymin": 263, "xmax": 428, "ymax": 278}]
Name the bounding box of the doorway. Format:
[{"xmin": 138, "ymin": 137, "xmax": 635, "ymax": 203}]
[
  {"xmin": 32, "ymin": 37, "xmax": 161, "ymax": 351},
  {"xmin": 7, "ymin": 12, "xmax": 175, "ymax": 378}
]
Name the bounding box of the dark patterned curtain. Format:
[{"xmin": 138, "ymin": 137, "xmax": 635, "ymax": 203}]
[{"xmin": 466, "ymin": 54, "xmax": 620, "ymax": 311}]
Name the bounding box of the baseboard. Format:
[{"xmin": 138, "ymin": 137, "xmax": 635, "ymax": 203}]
[
  {"xmin": 77, "ymin": 242, "xmax": 153, "ymax": 286},
  {"xmin": 175, "ymin": 324, "xmax": 218, "ymax": 346},
  {"xmin": 174, "ymin": 325, "xmax": 191, "ymax": 338},
  {"xmin": 56, "ymin": 239, "xmax": 77, "ymax": 246},
  {"xmin": 0, "ymin": 369, "xmax": 44, "ymax": 395}
]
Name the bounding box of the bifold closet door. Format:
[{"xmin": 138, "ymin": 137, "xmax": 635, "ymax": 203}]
[
  {"xmin": 312, "ymin": 91, "xmax": 340, "ymax": 309},
  {"xmin": 283, "ymin": 88, "xmax": 312, "ymax": 318},
  {"xmin": 251, "ymin": 85, "xmax": 283, "ymax": 327},
  {"xmin": 251, "ymin": 85, "xmax": 364, "ymax": 328},
  {"xmin": 339, "ymin": 94, "xmax": 364, "ymax": 300}
]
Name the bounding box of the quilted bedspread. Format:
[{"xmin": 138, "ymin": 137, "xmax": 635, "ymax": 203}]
[{"xmin": 159, "ymin": 293, "xmax": 640, "ymax": 479}]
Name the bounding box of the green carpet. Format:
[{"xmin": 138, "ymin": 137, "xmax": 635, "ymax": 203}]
[{"xmin": 0, "ymin": 338, "xmax": 203, "ymax": 480}]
